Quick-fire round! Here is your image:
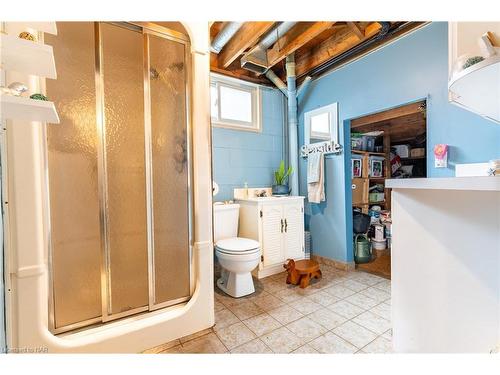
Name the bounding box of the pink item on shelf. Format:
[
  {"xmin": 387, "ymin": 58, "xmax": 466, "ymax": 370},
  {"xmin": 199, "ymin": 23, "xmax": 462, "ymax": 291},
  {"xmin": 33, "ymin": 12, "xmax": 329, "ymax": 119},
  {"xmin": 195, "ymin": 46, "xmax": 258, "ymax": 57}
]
[{"xmin": 434, "ymin": 144, "xmax": 448, "ymax": 168}]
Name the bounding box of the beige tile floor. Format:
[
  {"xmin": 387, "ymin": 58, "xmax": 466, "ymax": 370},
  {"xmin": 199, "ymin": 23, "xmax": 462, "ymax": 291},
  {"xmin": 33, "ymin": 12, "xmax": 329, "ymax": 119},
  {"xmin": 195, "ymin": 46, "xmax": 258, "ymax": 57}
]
[{"xmin": 144, "ymin": 266, "xmax": 392, "ymax": 354}]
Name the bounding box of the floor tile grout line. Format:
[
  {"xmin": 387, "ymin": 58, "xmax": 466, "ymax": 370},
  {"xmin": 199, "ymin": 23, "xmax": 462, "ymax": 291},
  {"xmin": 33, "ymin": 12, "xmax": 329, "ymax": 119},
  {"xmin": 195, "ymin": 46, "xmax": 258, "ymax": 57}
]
[
  {"xmin": 212, "ymin": 270, "xmax": 390, "ymax": 354},
  {"xmin": 357, "ymin": 329, "xmax": 393, "ymax": 353}
]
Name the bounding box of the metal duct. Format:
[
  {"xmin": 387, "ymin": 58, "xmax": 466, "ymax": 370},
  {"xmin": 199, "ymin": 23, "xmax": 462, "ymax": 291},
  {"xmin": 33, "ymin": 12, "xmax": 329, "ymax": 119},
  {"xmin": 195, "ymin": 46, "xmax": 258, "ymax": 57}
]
[
  {"xmin": 241, "ymin": 21, "xmax": 297, "ymax": 74},
  {"xmin": 265, "ymin": 69, "xmax": 288, "ymax": 97},
  {"xmin": 211, "ymin": 22, "xmax": 243, "ymax": 54},
  {"xmin": 286, "ymin": 54, "xmax": 299, "ymax": 196},
  {"xmin": 259, "ymin": 21, "xmax": 297, "ymax": 50}
]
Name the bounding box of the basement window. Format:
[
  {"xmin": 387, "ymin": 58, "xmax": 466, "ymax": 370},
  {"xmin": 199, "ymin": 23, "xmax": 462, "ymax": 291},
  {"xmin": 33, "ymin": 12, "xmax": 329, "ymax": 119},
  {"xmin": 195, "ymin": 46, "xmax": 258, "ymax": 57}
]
[{"xmin": 211, "ymin": 74, "xmax": 261, "ymax": 132}]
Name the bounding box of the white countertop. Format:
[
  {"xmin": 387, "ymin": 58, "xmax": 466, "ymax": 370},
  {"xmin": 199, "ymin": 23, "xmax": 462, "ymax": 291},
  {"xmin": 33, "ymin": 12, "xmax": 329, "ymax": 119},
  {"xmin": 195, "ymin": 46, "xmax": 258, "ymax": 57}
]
[
  {"xmin": 235, "ymin": 195, "xmax": 305, "ymax": 202},
  {"xmin": 386, "ymin": 176, "xmax": 500, "ymax": 192}
]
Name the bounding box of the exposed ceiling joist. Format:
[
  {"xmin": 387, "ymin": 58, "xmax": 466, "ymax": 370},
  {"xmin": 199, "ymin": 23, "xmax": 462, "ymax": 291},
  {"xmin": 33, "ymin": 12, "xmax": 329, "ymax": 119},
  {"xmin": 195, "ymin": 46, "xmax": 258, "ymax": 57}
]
[
  {"xmin": 347, "ymin": 22, "xmax": 364, "ymax": 40},
  {"xmin": 210, "ymin": 65, "xmax": 269, "ymax": 85},
  {"xmin": 217, "ymin": 22, "xmax": 275, "ymax": 69},
  {"xmin": 266, "ymin": 22, "xmax": 335, "ymax": 69},
  {"xmin": 294, "ymin": 22, "xmax": 382, "ymax": 78},
  {"xmin": 210, "ymin": 21, "xmax": 424, "ymax": 85},
  {"xmin": 351, "ymin": 101, "xmax": 425, "ymax": 128}
]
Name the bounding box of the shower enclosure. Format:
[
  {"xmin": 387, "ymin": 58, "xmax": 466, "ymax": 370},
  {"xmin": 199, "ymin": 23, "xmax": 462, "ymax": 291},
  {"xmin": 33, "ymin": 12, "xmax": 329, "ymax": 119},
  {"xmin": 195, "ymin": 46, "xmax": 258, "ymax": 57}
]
[{"xmin": 44, "ymin": 22, "xmax": 193, "ymax": 334}]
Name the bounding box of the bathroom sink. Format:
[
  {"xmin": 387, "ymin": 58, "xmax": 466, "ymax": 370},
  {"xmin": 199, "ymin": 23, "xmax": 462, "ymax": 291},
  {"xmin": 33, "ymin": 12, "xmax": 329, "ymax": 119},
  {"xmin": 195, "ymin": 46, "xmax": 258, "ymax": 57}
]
[{"xmin": 236, "ymin": 196, "xmax": 301, "ymax": 202}]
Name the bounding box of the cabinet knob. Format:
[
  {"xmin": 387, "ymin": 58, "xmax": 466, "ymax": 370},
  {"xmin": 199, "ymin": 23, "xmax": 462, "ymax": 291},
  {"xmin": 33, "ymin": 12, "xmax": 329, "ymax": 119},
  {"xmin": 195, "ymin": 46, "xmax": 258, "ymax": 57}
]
[{"xmin": 284, "ymin": 218, "xmax": 288, "ymax": 232}]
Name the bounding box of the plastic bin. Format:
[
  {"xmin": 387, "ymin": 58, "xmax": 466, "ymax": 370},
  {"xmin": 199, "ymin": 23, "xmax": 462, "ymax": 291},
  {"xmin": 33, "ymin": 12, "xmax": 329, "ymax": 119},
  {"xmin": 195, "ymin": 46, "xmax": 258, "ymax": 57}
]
[
  {"xmin": 351, "ymin": 137, "xmax": 363, "ymax": 150},
  {"xmin": 361, "ymin": 135, "xmax": 376, "ymax": 152}
]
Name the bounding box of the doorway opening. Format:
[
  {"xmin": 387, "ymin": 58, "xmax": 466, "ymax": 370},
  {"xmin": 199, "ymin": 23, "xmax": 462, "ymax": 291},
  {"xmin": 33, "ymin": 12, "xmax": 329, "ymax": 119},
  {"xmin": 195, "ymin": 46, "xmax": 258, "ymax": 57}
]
[{"xmin": 350, "ymin": 100, "xmax": 427, "ymax": 279}]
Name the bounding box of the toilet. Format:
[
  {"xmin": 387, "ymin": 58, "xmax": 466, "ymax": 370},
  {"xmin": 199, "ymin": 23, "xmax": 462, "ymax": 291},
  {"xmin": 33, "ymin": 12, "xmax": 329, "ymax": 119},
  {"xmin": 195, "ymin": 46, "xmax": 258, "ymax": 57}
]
[{"xmin": 213, "ymin": 203, "xmax": 260, "ymax": 298}]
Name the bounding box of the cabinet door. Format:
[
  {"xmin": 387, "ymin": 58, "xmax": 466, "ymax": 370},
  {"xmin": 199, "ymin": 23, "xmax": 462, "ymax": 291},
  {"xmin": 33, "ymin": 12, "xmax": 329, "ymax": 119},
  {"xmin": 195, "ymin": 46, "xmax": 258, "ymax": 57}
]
[
  {"xmin": 261, "ymin": 204, "xmax": 284, "ymax": 267},
  {"xmin": 284, "ymin": 202, "xmax": 304, "ymax": 260},
  {"xmin": 352, "ymin": 178, "xmax": 368, "ymax": 205}
]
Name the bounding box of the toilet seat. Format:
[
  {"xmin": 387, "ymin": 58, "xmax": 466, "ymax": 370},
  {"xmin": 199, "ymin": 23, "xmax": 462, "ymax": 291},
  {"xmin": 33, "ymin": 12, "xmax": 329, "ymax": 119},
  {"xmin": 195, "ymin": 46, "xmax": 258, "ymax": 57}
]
[{"xmin": 215, "ymin": 237, "xmax": 260, "ymax": 255}]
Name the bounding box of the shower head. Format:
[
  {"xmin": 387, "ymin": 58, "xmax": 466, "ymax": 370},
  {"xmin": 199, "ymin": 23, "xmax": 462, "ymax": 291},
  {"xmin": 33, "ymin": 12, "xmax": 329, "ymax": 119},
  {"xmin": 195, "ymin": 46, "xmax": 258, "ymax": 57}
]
[{"xmin": 150, "ymin": 67, "xmax": 160, "ymax": 80}]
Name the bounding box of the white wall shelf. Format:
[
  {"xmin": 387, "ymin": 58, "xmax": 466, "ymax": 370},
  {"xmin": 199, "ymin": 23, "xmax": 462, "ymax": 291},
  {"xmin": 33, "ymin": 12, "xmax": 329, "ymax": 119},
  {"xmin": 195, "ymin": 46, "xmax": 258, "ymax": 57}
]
[
  {"xmin": 449, "ymin": 55, "xmax": 500, "ymax": 124},
  {"xmin": 0, "ymin": 33, "xmax": 57, "ymax": 79},
  {"xmin": 9, "ymin": 22, "xmax": 58, "ymax": 35},
  {"xmin": 1, "ymin": 94, "xmax": 60, "ymax": 124}
]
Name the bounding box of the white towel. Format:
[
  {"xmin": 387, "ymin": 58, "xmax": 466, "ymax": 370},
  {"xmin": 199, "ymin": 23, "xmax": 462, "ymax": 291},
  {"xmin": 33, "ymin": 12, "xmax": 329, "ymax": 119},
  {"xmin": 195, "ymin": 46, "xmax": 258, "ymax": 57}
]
[
  {"xmin": 308, "ymin": 153, "xmax": 325, "ymax": 204},
  {"xmin": 307, "ymin": 152, "xmax": 321, "ymax": 183}
]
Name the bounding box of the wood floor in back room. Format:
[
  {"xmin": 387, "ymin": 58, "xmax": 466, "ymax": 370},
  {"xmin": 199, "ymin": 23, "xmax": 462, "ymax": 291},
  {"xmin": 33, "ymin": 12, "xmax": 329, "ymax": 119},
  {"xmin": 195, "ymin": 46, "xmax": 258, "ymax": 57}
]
[{"xmin": 356, "ymin": 254, "xmax": 391, "ymax": 280}]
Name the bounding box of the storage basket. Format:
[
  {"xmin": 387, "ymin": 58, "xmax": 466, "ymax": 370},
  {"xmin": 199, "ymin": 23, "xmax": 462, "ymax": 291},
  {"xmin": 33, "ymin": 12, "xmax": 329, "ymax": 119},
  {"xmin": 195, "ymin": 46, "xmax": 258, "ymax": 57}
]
[{"xmin": 369, "ymin": 192, "xmax": 385, "ymax": 202}]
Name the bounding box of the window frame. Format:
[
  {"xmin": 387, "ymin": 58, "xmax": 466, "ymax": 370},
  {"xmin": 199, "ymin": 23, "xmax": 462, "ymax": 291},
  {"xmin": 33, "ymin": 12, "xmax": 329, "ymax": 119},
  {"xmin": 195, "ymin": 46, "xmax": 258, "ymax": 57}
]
[
  {"xmin": 309, "ymin": 111, "xmax": 331, "ymax": 140},
  {"xmin": 304, "ymin": 102, "xmax": 339, "ymax": 145},
  {"xmin": 210, "ymin": 73, "xmax": 262, "ymax": 132}
]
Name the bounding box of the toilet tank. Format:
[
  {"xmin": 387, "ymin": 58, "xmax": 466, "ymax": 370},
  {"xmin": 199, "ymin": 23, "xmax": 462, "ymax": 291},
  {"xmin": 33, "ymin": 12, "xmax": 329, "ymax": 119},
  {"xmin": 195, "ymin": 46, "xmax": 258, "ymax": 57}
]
[{"xmin": 213, "ymin": 203, "xmax": 239, "ymax": 243}]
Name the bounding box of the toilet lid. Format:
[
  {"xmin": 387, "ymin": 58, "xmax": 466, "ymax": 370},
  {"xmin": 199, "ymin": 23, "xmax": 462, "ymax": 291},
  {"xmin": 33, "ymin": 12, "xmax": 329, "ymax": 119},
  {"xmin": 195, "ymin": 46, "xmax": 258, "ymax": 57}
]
[{"xmin": 216, "ymin": 237, "xmax": 260, "ymax": 253}]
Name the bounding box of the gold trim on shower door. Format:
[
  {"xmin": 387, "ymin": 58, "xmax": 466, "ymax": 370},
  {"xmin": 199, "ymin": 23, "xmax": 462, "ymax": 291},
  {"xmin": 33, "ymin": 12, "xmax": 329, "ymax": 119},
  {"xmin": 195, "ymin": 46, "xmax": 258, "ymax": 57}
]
[
  {"xmin": 94, "ymin": 22, "xmax": 112, "ymax": 322},
  {"xmin": 143, "ymin": 31, "xmax": 156, "ymax": 309}
]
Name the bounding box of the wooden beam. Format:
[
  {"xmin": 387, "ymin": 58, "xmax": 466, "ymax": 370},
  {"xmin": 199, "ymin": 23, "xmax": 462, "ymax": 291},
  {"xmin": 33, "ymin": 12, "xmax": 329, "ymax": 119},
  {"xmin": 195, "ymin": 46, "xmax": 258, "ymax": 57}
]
[
  {"xmin": 295, "ymin": 22, "xmax": 382, "ymax": 77},
  {"xmin": 266, "ymin": 22, "xmax": 335, "ymax": 68},
  {"xmin": 217, "ymin": 22, "xmax": 275, "ymax": 69},
  {"xmin": 347, "ymin": 22, "xmax": 364, "ymax": 40},
  {"xmin": 351, "ymin": 101, "xmax": 425, "ymax": 129},
  {"xmin": 364, "ymin": 22, "xmax": 383, "ymax": 37},
  {"xmin": 210, "ymin": 66, "xmax": 270, "ymax": 85}
]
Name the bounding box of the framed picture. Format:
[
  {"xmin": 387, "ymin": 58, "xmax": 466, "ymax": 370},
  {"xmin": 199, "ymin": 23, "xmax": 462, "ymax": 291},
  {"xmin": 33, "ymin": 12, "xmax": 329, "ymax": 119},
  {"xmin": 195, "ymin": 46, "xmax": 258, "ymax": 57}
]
[
  {"xmin": 352, "ymin": 158, "xmax": 362, "ymax": 178},
  {"xmin": 370, "ymin": 160, "xmax": 383, "ymax": 177}
]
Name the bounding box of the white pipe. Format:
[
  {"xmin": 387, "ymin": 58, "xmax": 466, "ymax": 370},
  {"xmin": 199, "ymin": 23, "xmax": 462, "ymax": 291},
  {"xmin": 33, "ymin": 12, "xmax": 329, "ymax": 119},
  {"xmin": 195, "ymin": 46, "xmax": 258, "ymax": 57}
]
[
  {"xmin": 265, "ymin": 69, "xmax": 288, "ymax": 97},
  {"xmin": 296, "ymin": 76, "xmax": 312, "ymax": 99},
  {"xmin": 211, "ymin": 22, "xmax": 243, "ymax": 54},
  {"xmin": 286, "ymin": 54, "xmax": 299, "ymax": 196}
]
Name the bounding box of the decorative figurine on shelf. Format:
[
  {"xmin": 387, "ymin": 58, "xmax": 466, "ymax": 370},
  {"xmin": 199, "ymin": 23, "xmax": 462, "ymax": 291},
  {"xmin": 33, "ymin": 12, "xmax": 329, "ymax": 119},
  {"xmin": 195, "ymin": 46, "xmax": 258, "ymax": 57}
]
[
  {"xmin": 462, "ymin": 56, "xmax": 484, "ymax": 70},
  {"xmin": 19, "ymin": 31, "xmax": 36, "ymax": 42},
  {"xmin": 30, "ymin": 93, "xmax": 48, "ymax": 101},
  {"xmin": 434, "ymin": 144, "xmax": 448, "ymax": 168},
  {"xmin": 0, "ymin": 82, "xmax": 29, "ymax": 96}
]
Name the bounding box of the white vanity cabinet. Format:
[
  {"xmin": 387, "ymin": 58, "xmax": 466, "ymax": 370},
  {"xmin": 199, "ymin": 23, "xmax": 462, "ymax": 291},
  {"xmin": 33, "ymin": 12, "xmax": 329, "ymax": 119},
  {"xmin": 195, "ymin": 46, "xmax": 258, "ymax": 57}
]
[{"xmin": 237, "ymin": 196, "xmax": 305, "ymax": 279}]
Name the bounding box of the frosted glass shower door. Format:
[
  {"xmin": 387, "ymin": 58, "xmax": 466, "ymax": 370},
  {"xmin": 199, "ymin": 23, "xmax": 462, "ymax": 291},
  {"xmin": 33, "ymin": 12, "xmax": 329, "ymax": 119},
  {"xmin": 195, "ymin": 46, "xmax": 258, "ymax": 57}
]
[
  {"xmin": 46, "ymin": 22, "xmax": 192, "ymax": 333},
  {"xmin": 147, "ymin": 32, "xmax": 192, "ymax": 307},
  {"xmin": 99, "ymin": 23, "xmax": 149, "ymax": 316},
  {"xmin": 45, "ymin": 22, "xmax": 103, "ymax": 332}
]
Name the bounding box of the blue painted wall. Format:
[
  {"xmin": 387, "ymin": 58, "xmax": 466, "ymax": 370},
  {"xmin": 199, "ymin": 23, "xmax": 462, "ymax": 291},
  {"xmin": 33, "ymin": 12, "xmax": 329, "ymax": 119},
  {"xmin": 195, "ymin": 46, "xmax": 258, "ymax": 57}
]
[
  {"xmin": 298, "ymin": 22, "xmax": 500, "ymax": 262},
  {"xmin": 212, "ymin": 87, "xmax": 286, "ymax": 201}
]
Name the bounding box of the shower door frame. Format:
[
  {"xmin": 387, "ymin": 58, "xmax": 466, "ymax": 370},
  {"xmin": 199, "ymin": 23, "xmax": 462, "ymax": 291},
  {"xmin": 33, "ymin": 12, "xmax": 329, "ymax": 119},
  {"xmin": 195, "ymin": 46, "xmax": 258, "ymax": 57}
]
[{"xmin": 46, "ymin": 21, "xmax": 194, "ymax": 334}]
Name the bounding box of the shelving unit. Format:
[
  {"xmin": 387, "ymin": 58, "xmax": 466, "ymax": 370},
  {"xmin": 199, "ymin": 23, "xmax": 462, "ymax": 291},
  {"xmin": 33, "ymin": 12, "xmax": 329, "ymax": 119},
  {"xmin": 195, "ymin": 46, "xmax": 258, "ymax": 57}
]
[
  {"xmin": 8, "ymin": 22, "xmax": 58, "ymax": 35},
  {"xmin": 350, "ymin": 100, "xmax": 428, "ymax": 215},
  {"xmin": 0, "ymin": 22, "xmax": 59, "ymax": 124},
  {"xmin": 1, "ymin": 94, "xmax": 59, "ymax": 123},
  {"xmin": 449, "ymin": 54, "xmax": 500, "ymax": 124},
  {"xmin": 351, "ymin": 150, "xmax": 388, "ymax": 214},
  {"xmin": 1, "ymin": 33, "xmax": 57, "ymax": 79},
  {"xmin": 352, "ymin": 150, "xmax": 385, "ymax": 156}
]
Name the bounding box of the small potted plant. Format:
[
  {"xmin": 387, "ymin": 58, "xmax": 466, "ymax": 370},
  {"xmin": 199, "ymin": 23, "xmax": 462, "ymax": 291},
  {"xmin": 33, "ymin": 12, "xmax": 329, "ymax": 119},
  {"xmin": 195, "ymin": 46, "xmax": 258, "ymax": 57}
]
[{"xmin": 272, "ymin": 160, "xmax": 293, "ymax": 196}]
